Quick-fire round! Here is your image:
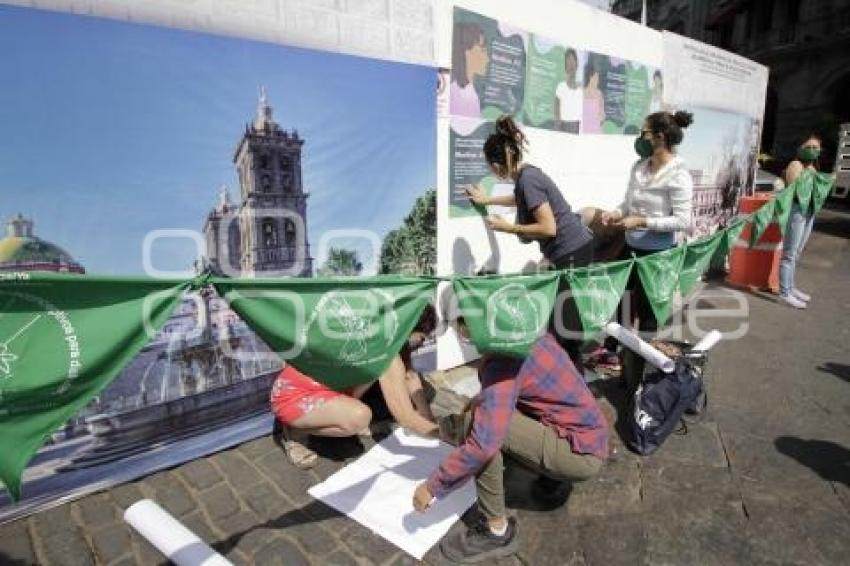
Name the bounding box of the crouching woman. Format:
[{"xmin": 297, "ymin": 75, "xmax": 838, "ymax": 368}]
[{"xmin": 413, "ymin": 325, "xmax": 609, "ymax": 563}]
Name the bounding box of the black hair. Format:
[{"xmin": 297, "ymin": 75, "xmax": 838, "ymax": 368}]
[
  {"xmin": 645, "ymin": 110, "xmax": 693, "ymax": 149},
  {"xmin": 564, "ymin": 48, "xmax": 578, "ymax": 69},
  {"xmin": 483, "ymin": 115, "xmax": 528, "ymax": 175},
  {"xmin": 451, "ymin": 23, "xmax": 485, "ymax": 88},
  {"xmin": 583, "ymin": 56, "xmax": 601, "ymax": 88},
  {"xmin": 797, "ymin": 132, "xmax": 822, "ymax": 147},
  {"xmin": 653, "ymin": 70, "xmax": 663, "ymax": 82},
  {"xmin": 413, "ymin": 304, "xmax": 437, "ymax": 335}
]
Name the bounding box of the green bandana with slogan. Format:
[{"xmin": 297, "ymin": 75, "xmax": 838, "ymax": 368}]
[
  {"xmin": 772, "ymin": 186, "xmax": 795, "ymax": 238},
  {"xmin": 212, "ymin": 276, "xmax": 437, "ymax": 390},
  {"xmin": 635, "ymin": 245, "xmax": 686, "ymax": 325},
  {"xmin": 795, "ymin": 169, "xmax": 814, "ymax": 214},
  {"xmin": 749, "ymin": 198, "xmax": 777, "ymax": 247},
  {"xmin": 0, "ymin": 273, "xmax": 189, "ymax": 501},
  {"xmin": 679, "ymin": 231, "xmax": 724, "ymax": 296},
  {"xmin": 811, "ymin": 172, "xmax": 834, "ymax": 216},
  {"xmin": 453, "ymin": 272, "xmax": 560, "ymax": 357},
  {"xmin": 565, "ymin": 259, "xmax": 634, "ymax": 336}
]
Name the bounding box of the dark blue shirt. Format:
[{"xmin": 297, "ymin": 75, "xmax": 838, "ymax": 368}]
[{"xmin": 514, "ymin": 165, "xmax": 592, "ymax": 261}]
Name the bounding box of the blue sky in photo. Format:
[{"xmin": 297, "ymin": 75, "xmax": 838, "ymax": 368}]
[
  {"xmin": 677, "ymin": 107, "xmax": 752, "ymax": 181},
  {"xmin": 0, "ymin": 5, "xmax": 436, "ymax": 275}
]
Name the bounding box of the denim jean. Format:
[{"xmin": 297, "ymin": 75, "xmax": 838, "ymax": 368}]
[{"xmin": 779, "ymin": 201, "xmax": 814, "ymax": 296}]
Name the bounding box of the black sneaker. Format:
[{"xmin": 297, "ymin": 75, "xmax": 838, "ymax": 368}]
[{"xmin": 440, "ymin": 516, "xmax": 519, "ymax": 563}]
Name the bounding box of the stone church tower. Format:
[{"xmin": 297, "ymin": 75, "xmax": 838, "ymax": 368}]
[{"xmin": 204, "ymin": 90, "xmax": 312, "ymax": 277}]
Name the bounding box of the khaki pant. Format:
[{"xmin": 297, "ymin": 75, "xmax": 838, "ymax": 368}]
[{"xmin": 461, "ymin": 410, "xmax": 604, "ymax": 519}]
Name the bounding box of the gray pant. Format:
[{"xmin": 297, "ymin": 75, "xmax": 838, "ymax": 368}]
[
  {"xmin": 779, "ymin": 201, "xmax": 815, "ymax": 296},
  {"xmin": 464, "ymin": 410, "xmax": 604, "ymax": 519}
]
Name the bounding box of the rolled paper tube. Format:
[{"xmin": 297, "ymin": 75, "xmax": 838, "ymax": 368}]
[
  {"xmin": 124, "ymin": 500, "xmax": 233, "ymax": 566},
  {"xmin": 692, "ymin": 330, "xmax": 722, "ymax": 353},
  {"xmin": 603, "ymin": 322, "xmax": 675, "ymax": 373}
]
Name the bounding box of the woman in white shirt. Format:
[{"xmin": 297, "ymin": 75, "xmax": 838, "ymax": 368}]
[
  {"xmin": 599, "ymin": 110, "xmax": 693, "ymax": 386},
  {"xmin": 554, "ymin": 49, "xmax": 582, "ymax": 133}
]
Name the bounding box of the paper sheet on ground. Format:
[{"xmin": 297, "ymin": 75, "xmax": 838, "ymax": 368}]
[{"xmin": 308, "ymin": 428, "xmax": 476, "ymax": 559}]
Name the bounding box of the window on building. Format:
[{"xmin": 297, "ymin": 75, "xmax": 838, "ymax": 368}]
[
  {"xmin": 258, "ymin": 154, "xmax": 269, "ymax": 170},
  {"xmin": 262, "ymin": 219, "xmax": 278, "ymax": 247},
  {"xmin": 260, "ymin": 174, "xmax": 272, "ymax": 192},
  {"xmin": 283, "ymin": 219, "xmax": 296, "ymax": 245}
]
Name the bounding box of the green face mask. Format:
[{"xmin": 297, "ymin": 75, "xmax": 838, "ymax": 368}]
[
  {"xmin": 798, "ymin": 146, "xmax": 820, "ymax": 162},
  {"xmin": 634, "ymin": 136, "xmax": 654, "ymax": 159}
]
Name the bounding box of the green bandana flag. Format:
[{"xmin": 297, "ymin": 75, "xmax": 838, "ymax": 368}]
[
  {"xmin": 453, "ymin": 272, "xmax": 560, "ymax": 357},
  {"xmin": 719, "ymin": 217, "xmax": 748, "ymax": 259},
  {"xmin": 0, "ymin": 273, "xmax": 189, "ymax": 501},
  {"xmin": 811, "ymin": 172, "xmax": 834, "ymax": 216},
  {"xmin": 212, "ymin": 277, "xmax": 436, "ymax": 389},
  {"xmin": 750, "ymin": 199, "xmax": 777, "ymax": 247},
  {"xmin": 679, "ymin": 231, "xmax": 724, "ymax": 296},
  {"xmin": 565, "ymin": 259, "xmax": 633, "ymax": 336},
  {"xmin": 795, "ymin": 170, "xmax": 814, "ymax": 214},
  {"xmin": 773, "ymin": 186, "xmax": 795, "ymax": 237},
  {"xmin": 636, "ymin": 245, "xmax": 686, "ymax": 325}
]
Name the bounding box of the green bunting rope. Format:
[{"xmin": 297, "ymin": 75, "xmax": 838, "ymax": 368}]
[{"xmin": 0, "ymin": 171, "xmax": 834, "ymax": 501}]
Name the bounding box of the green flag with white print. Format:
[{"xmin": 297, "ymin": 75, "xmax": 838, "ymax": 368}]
[
  {"xmin": 635, "ymin": 245, "xmax": 686, "ymax": 325},
  {"xmin": 749, "ymin": 198, "xmax": 777, "ymax": 247},
  {"xmin": 0, "ymin": 272, "xmax": 189, "ymax": 501},
  {"xmin": 773, "ymin": 186, "xmax": 796, "ymax": 237},
  {"xmin": 679, "ymin": 231, "xmax": 724, "ymax": 296},
  {"xmin": 795, "ymin": 169, "xmax": 814, "ymax": 214},
  {"xmin": 811, "ymin": 172, "xmax": 834, "ymax": 216},
  {"xmin": 453, "ymin": 272, "xmax": 560, "ymax": 357},
  {"xmin": 212, "ymin": 276, "xmax": 437, "ymax": 390},
  {"xmin": 565, "ymin": 259, "xmax": 633, "ymax": 336}
]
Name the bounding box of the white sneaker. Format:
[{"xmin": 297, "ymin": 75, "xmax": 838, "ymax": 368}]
[
  {"xmin": 792, "ymin": 288, "xmax": 811, "ymax": 302},
  {"xmin": 779, "ymin": 294, "xmax": 807, "ymax": 309}
]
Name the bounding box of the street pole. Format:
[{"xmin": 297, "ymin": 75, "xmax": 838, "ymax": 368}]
[{"xmin": 641, "ymin": 0, "xmax": 647, "ymax": 25}]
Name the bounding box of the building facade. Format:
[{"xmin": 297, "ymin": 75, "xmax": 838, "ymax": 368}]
[
  {"xmin": 204, "ymin": 90, "xmax": 313, "ymax": 277},
  {"xmin": 0, "ymin": 214, "xmax": 85, "ymax": 274},
  {"xmin": 612, "ymin": 0, "xmax": 850, "ymax": 172}
]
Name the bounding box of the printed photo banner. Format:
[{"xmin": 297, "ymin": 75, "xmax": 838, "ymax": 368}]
[
  {"xmin": 0, "ymin": 273, "xmax": 190, "ymax": 501},
  {"xmin": 447, "ymin": 7, "xmax": 660, "ymax": 218},
  {"xmin": 212, "ymin": 276, "xmax": 438, "ymax": 390}
]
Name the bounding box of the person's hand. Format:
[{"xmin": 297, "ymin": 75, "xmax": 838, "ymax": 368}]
[
  {"xmin": 614, "ymin": 216, "xmax": 647, "ymax": 230},
  {"xmin": 485, "ymin": 215, "xmax": 513, "ymax": 233},
  {"xmin": 412, "ymin": 482, "xmax": 434, "ymax": 512},
  {"xmin": 465, "ymin": 184, "xmax": 489, "ymax": 206}
]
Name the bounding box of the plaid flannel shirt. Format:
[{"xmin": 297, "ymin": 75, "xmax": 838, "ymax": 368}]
[{"xmin": 426, "ymin": 333, "xmax": 609, "ymax": 499}]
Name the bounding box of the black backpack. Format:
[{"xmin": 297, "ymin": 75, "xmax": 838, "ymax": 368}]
[{"xmin": 628, "ymin": 352, "xmax": 706, "ymax": 456}]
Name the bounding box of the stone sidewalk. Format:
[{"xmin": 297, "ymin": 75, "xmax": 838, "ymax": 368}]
[{"xmin": 1, "ymin": 209, "xmax": 848, "ymax": 565}]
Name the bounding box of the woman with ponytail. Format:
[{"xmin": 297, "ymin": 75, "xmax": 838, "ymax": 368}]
[
  {"xmin": 466, "ymin": 115, "xmax": 594, "ymax": 369},
  {"xmin": 599, "ymin": 110, "xmax": 694, "ymax": 388},
  {"xmin": 778, "ymin": 133, "xmax": 822, "ymax": 309}
]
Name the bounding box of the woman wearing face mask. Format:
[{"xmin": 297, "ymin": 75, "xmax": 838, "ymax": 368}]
[
  {"xmin": 465, "ymin": 115, "xmax": 594, "ymax": 370},
  {"xmin": 599, "ymin": 111, "xmax": 693, "ymax": 385},
  {"xmin": 778, "ymin": 133, "xmax": 822, "ymax": 309}
]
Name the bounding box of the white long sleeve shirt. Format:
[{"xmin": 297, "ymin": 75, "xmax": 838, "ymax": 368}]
[{"xmin": 616, "ymin": 155, "xmax": 693, "ymax": 250}]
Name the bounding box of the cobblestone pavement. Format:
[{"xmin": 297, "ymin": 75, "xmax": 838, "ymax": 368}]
[{"xmin": 1, "ymin": 209, "xmax": 848, "ymax": 565}]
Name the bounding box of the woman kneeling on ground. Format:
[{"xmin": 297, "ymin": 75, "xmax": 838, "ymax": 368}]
[
  {"xmin": 413, "ymin": 319, "xmax": 609, "ymax": 564},
  {"xmin": 270, "ymin": 306, "xmax": 438, "ymax": 469}
]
